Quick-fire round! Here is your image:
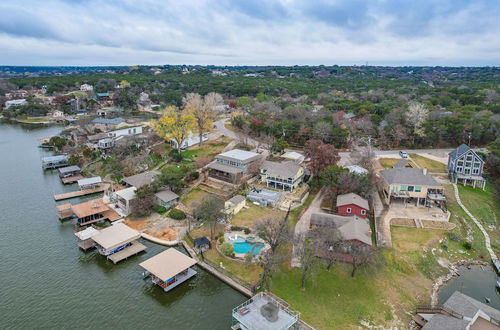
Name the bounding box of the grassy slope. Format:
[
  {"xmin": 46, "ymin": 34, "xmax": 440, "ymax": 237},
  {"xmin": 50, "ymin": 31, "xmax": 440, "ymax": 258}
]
[
  {"xmin": 379, "ymin": 158, "xmax": 400, "ymax": 168},
  {"xmin": 230, "ymin": 204, "xmax": 285, "ymax": 228},
  {"xmin": 409, "ymin": 154, "xmax": 447, "ymax": 172},
  {"xmin": 457, "ymin": 183, "xmax": 500, "ymax": 253},
  {"xmin": 204, "ymin": 249, "xmax": 262, "ymax": 286}
]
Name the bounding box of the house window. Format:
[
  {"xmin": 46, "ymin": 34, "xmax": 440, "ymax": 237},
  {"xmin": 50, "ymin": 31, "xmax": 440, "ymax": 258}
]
[
  {"xmin": 473, "ymin": 169, "xmax": 479, "ymax": 174},
  {"xmin": 457, "ymin": 167, "xmax": 463, "ymax": 173},
  {"xmin": 457, "ymin": 161, "xmax": 464, "ymax": 166},
  {"xmin": 408, "ymin": 186, "xmax": 414, "ymax": 192},
  {"xmin": 466, "ymin": 155, "xmax": 472, "ymax": 161},
  {"xmin": 474, "ymin": 162, "xmax": 480, "ymax": 168},
  {"xmin": 392, "ymin": 186, "xmax": 398, "ymax": 192},
  {"xmin": 361, "ymin": 209, "xmax": 366, "ymax": 215},
  {"xmin": 346, "ymin": 208, "xmax": 352, "ymax": 213},
  {"xmin": 465, "ymin": 168, "xmax": 471, "ymax": 174},
  {"xmin": 465, "ymin": 162, "xmax": 472, "ymax": 167},
  {"xmin": 415, "ymin": 186, "xmax": 422, "ymax": 192},
  {"xmin": 400, "ymin": 185, "xmax": 407, "ymax": 191}
]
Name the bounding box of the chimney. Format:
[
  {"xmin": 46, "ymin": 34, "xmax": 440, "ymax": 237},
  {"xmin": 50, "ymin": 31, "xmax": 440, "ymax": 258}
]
[{"xmin": 423, "ymin": 168, "xmax": 428, "ymax": 175}]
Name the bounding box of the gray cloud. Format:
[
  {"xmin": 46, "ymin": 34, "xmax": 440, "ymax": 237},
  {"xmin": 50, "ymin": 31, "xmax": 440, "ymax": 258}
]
[{"xmin": 0, "ymin": 0, "xmax": 498, "ymax": 66}]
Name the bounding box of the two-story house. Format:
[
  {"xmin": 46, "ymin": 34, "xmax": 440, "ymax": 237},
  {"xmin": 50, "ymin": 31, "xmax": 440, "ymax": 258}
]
[
  {"xmin": 379, "ymin": 168, "xmax": 446, "ymax": 209},
  {"xmin": 448, "ymin": 144, "xmax": 486, "ymax": 190},
  {"xmin": 259, "ymin": 160, "xmax": 304, "ymax": 192},
  {"xmin": 207, "ymin": 149, "xmax": 263, "ymax": 184}
]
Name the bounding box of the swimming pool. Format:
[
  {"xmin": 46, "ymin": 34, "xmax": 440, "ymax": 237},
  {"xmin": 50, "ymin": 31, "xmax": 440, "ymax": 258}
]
[{"xmin": 231, "ymin": 238, "xmax": 264, "ymax": 255}]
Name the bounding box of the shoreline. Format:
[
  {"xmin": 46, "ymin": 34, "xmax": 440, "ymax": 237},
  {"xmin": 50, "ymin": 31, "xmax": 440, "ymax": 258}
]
[{"xmin": 430, "ymin": 258, "xmax": 491, "ymax": 307}]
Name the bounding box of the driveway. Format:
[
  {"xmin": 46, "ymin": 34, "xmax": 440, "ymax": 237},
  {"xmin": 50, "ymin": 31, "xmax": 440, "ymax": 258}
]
[{"xmin": 214, "ymin": 119, "xmax": 269, "ymax": 149}]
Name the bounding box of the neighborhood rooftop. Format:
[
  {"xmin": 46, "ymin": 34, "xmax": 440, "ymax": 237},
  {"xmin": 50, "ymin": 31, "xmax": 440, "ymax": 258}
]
[
  {"xmin": 310, "ymin": 213, "xmax": 372, "ymax": 246},
  {"xmin": 228, "ymin": 194, "xmax": 246, "ymax": 204},
  {"xmin": 71, "ymin": 199, "xmax": 109, "ymax": 218},
  {"xmin": 122, "ymin": 170, "xmax": 160, "ymax": 188},
  {"xmin": 380, "ymin": 168, "xmax": 440, "ymax": 186},
  {"xmin": 336, "ymin": 193, "xmax": 369, "ymax": 210},
  {"xmin": 155, "ymin": 189, "xmax": 179, "ymax": 202},
  {"xmin": 58, "ymin": 165, "xmax": 81, "ymax": 174},
  {"xmin": 91, "ymin": 117, "xmax": 124, "ymax": 125},
  {"xmin": 217, "ymin": 149, "xmax": 261, "ymax": 162},
  {"xmin": 77, "ymin": 176, "xmax": 102, "ymax": 187},
  {"xmin": 139, "ymin": 248, "xmax": 197, "ymax": 282},
  {"xmin": 261, "ymin": 160, "xmax": 302, "ymax": 178},
  {"xmin": 116, "ymin": 187, "xmax": 137, "ymax": 200},
  {"xmin": 448, "ymin": 143, "xmax": 473, "ymax": 160},
  {"xmin": 42, "ymin": 155, "xmax": 69, "ymax": 162},
  {"xmin": 91, "ymin": 223, "xmax": 141, "ymax": 251}
]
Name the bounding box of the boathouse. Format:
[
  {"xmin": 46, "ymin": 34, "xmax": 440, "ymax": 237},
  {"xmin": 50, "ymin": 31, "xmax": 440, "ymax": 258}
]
[
  {"xmin": 91, "ymin": 223, "xmax": 146, "ymax": 264},
  {"xmin": 71, "ymin": 198, "xmax": 121, "ymax": 226},
  {"xmin": 74, "ymin": 226, "xmax": 99, "ymax": 250},
  {"xmin": 58, "ymin": 166, "xmax": 83, "ymax": 184},
  {"xmin": 42, "ymin": 155, "xmax": 69, "ymax": 169},
  {"xmin": 140, "ymin": 248, "xmax": 197, "ymax": 292},
  {"xmin": 77, "ymin": 177, "xmax": 102, "ymax": 190},
  {"xmin": 232, "ymin": 292, "xmax": 299, "ymax": 330}
]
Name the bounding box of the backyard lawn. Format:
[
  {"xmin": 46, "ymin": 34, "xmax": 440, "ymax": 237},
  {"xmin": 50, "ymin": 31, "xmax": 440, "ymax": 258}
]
[
  {"xmin": 203, "ymin": 249, "xmax": 263, "ymax": 286},
  {"xmin": 379, "ymin": 158, "xmax": 400, "ymax": 168},
  {"xmin": 181, "ymin": 188, "xmax": 215, "ymax": 211},
  {"xmin": 409, "ymin": 154, "xmax": 447, "ymax": 173},
  {"xmin": 230, "ymin": 204, "xmax": 285, "ymax": 227},
  {"xmin": 181, "ymin": 137, "xmax": 232, "ymax": 160}
]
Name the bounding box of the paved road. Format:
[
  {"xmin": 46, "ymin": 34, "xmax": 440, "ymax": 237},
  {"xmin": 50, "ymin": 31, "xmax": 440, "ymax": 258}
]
[{"xmin": 214, "ymin": 119, "xmax": 269, "ymax": 149}]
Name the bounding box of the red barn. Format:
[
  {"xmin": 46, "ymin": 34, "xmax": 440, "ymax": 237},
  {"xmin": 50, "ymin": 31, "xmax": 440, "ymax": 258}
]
[{"xmin": 336, "ymin": 193, "xmax": 369, "ymax": 218}]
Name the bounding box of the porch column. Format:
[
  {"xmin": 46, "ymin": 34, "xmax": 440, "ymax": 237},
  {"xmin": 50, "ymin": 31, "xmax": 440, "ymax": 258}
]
[
  {"xmin": 417, "ymin": 198, "xmax": 420, "ymax": 207},
  {"xmin": 483, "ymin": 180, "xmax": 486, "ymax": 190},
  {"xmin": 473, "ymin": 180, "xmax": 476, "ymax": 189}
]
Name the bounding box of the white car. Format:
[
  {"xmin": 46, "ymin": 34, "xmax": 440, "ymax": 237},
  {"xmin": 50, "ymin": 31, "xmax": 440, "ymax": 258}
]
[{"xmin": 399, "ymin": 151, "xmax": 409, "ymax": 158}]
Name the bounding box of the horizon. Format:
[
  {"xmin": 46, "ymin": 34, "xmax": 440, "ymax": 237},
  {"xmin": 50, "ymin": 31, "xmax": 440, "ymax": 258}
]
[{"xmin": 1, "ymin": 1, "xmax": 499, "ymax": 67}]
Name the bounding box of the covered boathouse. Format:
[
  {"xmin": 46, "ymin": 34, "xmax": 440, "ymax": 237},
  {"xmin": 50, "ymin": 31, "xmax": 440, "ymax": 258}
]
[
  {"xmin": 58, "ymin": 165, "xmax": 83, "ymax": 184},
  {"xmin": 140, "ymin": 248, "xmax": 197, "ymax": 292},
  {"xmin": 91, "ymin": 223, "xmax": 146, "ymax": 264},
  {"xmin": 70, "ymin": 198, "xmax": 121, "ymax": 226},
  {"xmin": 42, "ymin": 155, "xmax": 69, "ymax": 169}
]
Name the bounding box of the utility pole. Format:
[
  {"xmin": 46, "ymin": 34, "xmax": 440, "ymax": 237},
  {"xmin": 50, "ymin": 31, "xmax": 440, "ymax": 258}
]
[{"xmin": 468, "ymin": 134, "xmax": 471, "ymax": 146}]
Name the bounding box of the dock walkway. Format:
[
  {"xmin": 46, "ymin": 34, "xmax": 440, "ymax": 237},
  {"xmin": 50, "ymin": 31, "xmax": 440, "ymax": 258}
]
[
  {"xmin": 54, "ymin": 183, "xmax": 109, "ymax": 201},
  {"xmin": 107, "ymin": 241, "xmax": 147, "ymax": 264},
  {"xmin": 61, "ymin": 174, "xmax": 84, "ymax": 184}
]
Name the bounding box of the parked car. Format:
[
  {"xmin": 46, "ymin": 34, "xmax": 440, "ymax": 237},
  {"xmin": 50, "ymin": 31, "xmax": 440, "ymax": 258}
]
[{"xmin": 399, "ymin": 151, "xmax": 409, "ymax": 158}]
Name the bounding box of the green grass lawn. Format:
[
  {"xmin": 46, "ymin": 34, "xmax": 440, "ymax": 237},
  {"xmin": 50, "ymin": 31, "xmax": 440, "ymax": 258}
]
[
  {"xmin": 230, "ymin": 204, "xmax": 285, "ymax": 227},
  {"xmin": 379, "ymin": 158, "xmax": 400, "ymax": 168},
  {"xmin": 289, "ymin": 191, "xmax": 316, "ymax": 226},
  {"xmin": 409, "ymin": 154, "xmax": 447, "ymax": 173},
  {"xmin": 181, "ymin": 137, "xmax": 232, "ymax": 160},
  {"xmin": 181, "ymin": 188, "xmax": 214, "ymax": 210},
  {"xmin": 204, "ymin": 249, "xmax": 263, "ymax": 286},
  {"xmin": 457, "ymin": 183, "xmax": 500, "ymax": 253}
]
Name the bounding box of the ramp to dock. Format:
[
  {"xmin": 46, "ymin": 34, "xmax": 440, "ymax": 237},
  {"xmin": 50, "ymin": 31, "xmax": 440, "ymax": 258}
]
[
  {"xmin": 54, "ymin": 184, "xmax": 109, "ymax": 201},
  {"xmin": 107, "ymin": 241, "xmax": 147, "ymax": 264}
]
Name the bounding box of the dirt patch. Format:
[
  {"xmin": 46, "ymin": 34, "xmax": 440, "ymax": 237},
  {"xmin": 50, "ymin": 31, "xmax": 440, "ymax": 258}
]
[
  {"xmin": 391, "ymin": 218, "xmax": 416, "ymax": 227},
  {"xmin": 421, "ymin": 220, "xmax": 456, "ymax": 230},
  {"xmin": 145, "ymin": 227, "xmax": 178, "ymax": 241},
  {"xmin": 124, "ymin": 218, "xmax": 150, "ymax": 231}
]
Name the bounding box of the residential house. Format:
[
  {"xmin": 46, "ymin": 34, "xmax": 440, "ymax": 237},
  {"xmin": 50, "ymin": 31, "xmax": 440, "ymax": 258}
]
[
  {"xmin": 247, "ymin": 188, "xmax": 281, "ymax": 207},
  {"xmin": 5, "ymin": 99, "xmax": 27, "ymax": 109},
  {"xmin": 310, "ymin": 213, "xmax": 373, "ymax": 246},
  {"xmin": 207, "ymin": 149, "xmax": 263, "ymax": 184},
  {"xmin": 345, "ymin": 165, "xmax": 369, "ymax": 175},
  {"xmin": 155, "ymin": 189, "xmax": 179, "ymax": 209},
  {"xmin": 224, "ymin": 195, "xmax": 246, "ymax": 217},
  {"xmin": 115, "ymin": 187, "xmax": 137, "ymax": 216},
  {"xmin": 336, "ymin": 193, "xmax": 369, "ymax": 218},
  {"xmin": 171, "ymin": 131, "xmax": 208, "ymax": 150},
  {"xmin": 80, "ymin": 84, "xmax": 93, "ymax": 92},
  {"xmin": 122, "ymin": 170, "xmax": 160, "ymax": 188},
  {"xmin": 379, "ymin": 168, "xmax": 446, "ymax": 208},
  {"xmin": 448, "ymin": 144, "xmax": 486, "ymax": 189},
  {"xmin": 92, "ymin": 117, "xmax": 125, "ymax": 130},
  {"xmin": 260, "ymin": 160, "xmax": 304, "ymax": 192},
  {"xmin": 415, "ymin": 291, "xmax": 500, "ymax": 329},
  {"xmin": 107, "ymin": 126, "xmax": 143, "ymax": 138}
]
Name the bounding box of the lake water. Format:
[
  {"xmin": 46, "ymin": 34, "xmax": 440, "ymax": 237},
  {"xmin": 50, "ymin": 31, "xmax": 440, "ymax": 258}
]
[
  {"xmin": 0, "ymin": 122, "xmax": 245, "ymax": 329},
  {"xmin": 439, "ymin": 265, "xmax": 500, "ymax": 309}
]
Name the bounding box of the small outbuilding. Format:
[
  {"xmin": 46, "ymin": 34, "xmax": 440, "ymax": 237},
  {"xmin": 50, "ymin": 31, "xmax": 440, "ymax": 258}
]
[
  {"xmin": 193, "ymin": 237, "xmax": 211, "ymax": 252},
  {"xmin": 336, "ymin": 193, "xmax": 369, "ymax": 218},
  {"xmin": 225, "ymin": 195, "xmax": 246, "ymax": 217},
  {"xmin": 247, "ymin": 188, "xmax": 281, "ymax": 207},
  {"xmin": 140, "ymin": 248, "xmax": 197, "ymax": 292},
  {"xmin": 154, "ymin": 189, "xmax": 179, "ymax": 209}
]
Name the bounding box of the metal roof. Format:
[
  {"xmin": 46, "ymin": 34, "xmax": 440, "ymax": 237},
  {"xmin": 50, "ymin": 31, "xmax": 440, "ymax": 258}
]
[
  {"xmin": 217, "ymin": 149, "xmax": 261, "ymax": 163},
  {"xmin": 77, "ymin": 176, "xmax": 102, "ymax": 187},
  {"xmin": 91, "ymin": 117, "xmax": 124, "ymax": 125},
  {"xmin": 58, "ymin": 165, "xmax": 81, "ymax": 174},
  {"xmin": 115, "ymin": 187, "xmax": 137, "ymax": 201},
  {"xmin": 139, "ymin": 248, "xmax": 197, "ymax": 282},
  {"xmin": 154, "ymin": 189, "xmax": 179, "ymax": 202},
  {"xmin": 91, "ymin": 223, "xmax": 141, "ymax": 251},
  {"xmin": 42, "ymin": 155, "xmax": 69, "ymax": 162}
]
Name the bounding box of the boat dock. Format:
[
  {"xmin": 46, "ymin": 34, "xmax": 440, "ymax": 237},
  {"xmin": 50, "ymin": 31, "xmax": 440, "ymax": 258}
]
[
  {"xmin": 54, "ymin": 183, "xmax": 109, "ymax": 201},
  {"xmin": 61, "ymin": 174, "xmax": 84, "ymax": 184},
  {"xmin": 56, "ymin": 203, "xmax": 74, "ymax": 220},
  {"xmin": 107, "ymin": 241, "xmax": 147, "ymax": 264}
]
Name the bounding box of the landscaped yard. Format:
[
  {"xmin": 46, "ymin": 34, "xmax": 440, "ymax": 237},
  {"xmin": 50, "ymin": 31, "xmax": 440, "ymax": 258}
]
[
  {"xmin": 230, "ymin": 204, "xmax": 285, "ymax": 227},
  {"xmin": 379, "ymin": 158, "xmax": 400, "ymax": 168},
  {"xmin": 181, "ymin": 137, "xmax": 232, "ymax": 160},
  {"xmin": 409, "ymin": 154, "xmax": 447, "ymax": 173},
  {"xmin": 181, "ymin": 188, "xmax": 215, "ymax": 211},
  {"xmin": 204, "ymin": 249, "xmax": 263, "ymax": 286}
]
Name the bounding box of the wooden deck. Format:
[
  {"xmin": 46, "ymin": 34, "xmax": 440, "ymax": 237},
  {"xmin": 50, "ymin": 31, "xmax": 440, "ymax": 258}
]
[
  {"xmin": 54, "ymin": 183, "xmax": 109, "ymax": 201},
  {"xmin": 107, "ymin": 241, "xmax": 147, "ymax": 264},
  {"xmin": 61, "ymin": 174, "xmax": 84, "ymax": 184}
]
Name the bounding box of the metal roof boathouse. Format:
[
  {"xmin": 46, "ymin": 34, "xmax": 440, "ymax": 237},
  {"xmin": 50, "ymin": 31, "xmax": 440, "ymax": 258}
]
[
  {"xmin": 140, "ymin": 248, "xmax": 197, "ymax": 292},
  {"xmin": 42, "ymin": 155, "xmax": 69, "ymax": 169},
  {"xmin": 91, "ymin": 223, "xmax": 146, "ymax": 264}
]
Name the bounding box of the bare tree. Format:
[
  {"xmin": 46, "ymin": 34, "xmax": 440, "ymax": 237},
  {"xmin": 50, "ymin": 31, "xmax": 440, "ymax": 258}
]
[
  {"xmin": 192, "ymin": 195, "xmax": 224, "ymax": 240},
  {"xmin": 295, "ymin": 233, "xmax": 319, "ymax": 290},
  {"xmin": 311, "ymin": 226, "xmax": 343, "ymax": 271},
  {"xmin": 344, "ymin": 242, "xmax": 379, "ymax": 277},
  {"xmin": 406, "ymin": 102, "xmax": 429, "ymax": 144},
  {"xmin": 183, "ymin": 92, "xmax": 222, "ymax": 145},
  {"xmin": 313, "ymin": 121, "xmax": 332, "ymax": 142}
]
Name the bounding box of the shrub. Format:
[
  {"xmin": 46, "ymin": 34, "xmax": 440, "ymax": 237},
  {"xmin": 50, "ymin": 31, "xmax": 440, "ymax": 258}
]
[
  {"xmin": 462, "ymin": 241, "xmax": 472, "ymax": 250},
  {"xmin": 243, "ymin": 228, "xmax": 251, "ymax": 235},
  {"xmin": 169, "ymin": 149, "xmax": 183, "ymax": 162},
  {"xmin": 153, "ymin": 205, "xmax": 167, "ymax": 214},
  {"xmin": 168, "ymin": 208, "xmax": 186, "ymax": 220},
  {"xmin": 446, "ymin": 232, "xmax": 459, "ymax": 241},
  {"xmin": 219, "ymin": 236, "xmax": 225, "ymax": 244},
  {"xmin": 220, "ymin": 242, "xmax": 234, "ymax": 256}
]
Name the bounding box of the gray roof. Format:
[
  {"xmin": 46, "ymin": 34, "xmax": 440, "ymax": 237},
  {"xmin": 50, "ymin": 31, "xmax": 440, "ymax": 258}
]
[
  {"xmin": 208, "ymin": 161, "xmax": 243, "ymax": 174},
  {"xmin": 336, "ymin": 193, "xmax": 369, "ymax": 210},
  {"xmin": 448, "ymin": 144, "xmax": 471, "ymax": 161},
  {"xmin": 228, "ymin": 195, "xmax": 245, "ymax": 204},
  {"xmin": 217, "ymin": 149, "xmax": 261, "ymax": 164},
  {"xmin": 58, "ymin": 165, "xmax": 81, "ymax": 174},
  {"xmin": 92, "ymin": 117, "xmax": 124, "ymax": 125},
  {"xmin": 155, "ymin": 189, "xmax": 179, "ymax": 203},
  {"xmin": 310, "ymin": 213, "xmax": 372, "ymax": 246},
  {"xmin": 122, "ymin": 170, "xmax": 160, "ymax": 188},
  {"xmin": 422, "ymin": 291, "xmax": 500, "ymax": 330},
  {"xmin": 87, "ymin": 132, "xmax": 109, "ymax": 141},
  {"xmin": 42, "ymin": 155, "xmax": 69, "ymax": 162},
  {"xmin": 261, "ymin": 160, "xmax": 302, "ymax": 179},
  {"xmin": 380, "ymin": 168, "xmax": 440, "ymax": 187}
]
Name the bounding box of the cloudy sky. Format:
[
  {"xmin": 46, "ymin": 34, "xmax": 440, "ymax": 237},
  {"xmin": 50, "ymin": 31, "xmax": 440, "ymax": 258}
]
[{"xmin": 0, "ymin": 0, "xmax": 499, "ymax": 66}]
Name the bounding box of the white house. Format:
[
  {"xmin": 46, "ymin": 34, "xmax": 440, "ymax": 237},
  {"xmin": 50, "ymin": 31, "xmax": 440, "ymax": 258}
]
[
  {"xmin": 80, "ymin": 84, "xmax": 94, "ymax": 92},
  {"xmin": 5, "ymin": 99, "xmax": 27, "ymax": 109},
  {"xmin": 107, "ymin": 126, "xmax": 143, "ymax": 138},
  {"xmin": 171, "ymin": 132, "xmax": 208, "ymax": 149},
  {"xmin": 115, "ymin": 187, "xmax": 137, "ymax": 216}
]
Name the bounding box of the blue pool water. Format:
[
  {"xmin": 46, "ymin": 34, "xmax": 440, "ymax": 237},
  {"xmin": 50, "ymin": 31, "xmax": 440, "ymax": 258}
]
[{"xmin": 231, "ymin": 238, "xmax": 264, "ymax": 255}]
